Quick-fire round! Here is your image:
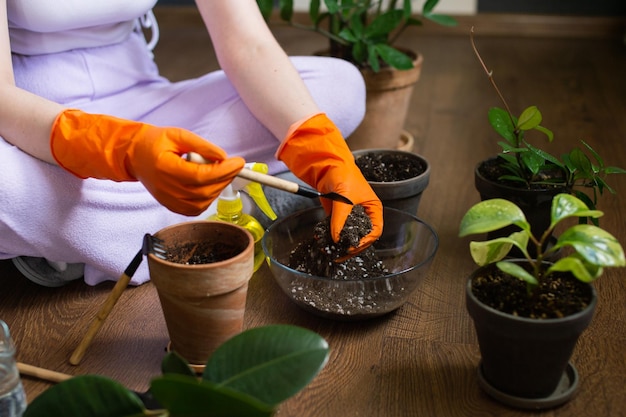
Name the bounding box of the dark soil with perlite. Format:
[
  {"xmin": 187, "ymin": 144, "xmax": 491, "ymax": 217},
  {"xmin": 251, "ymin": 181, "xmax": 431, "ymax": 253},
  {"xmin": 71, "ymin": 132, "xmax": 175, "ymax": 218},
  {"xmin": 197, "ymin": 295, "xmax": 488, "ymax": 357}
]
[{"xmin": 285, "ymin": 205, "xmax": 410, "ymax": 319}]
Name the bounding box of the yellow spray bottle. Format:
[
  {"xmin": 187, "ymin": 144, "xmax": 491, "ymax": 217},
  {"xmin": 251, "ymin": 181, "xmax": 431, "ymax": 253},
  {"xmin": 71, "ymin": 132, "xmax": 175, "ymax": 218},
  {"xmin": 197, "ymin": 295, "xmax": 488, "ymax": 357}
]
[{"xmin": 209, "ymin": 163, "xmax": 277, "ymax": 272}]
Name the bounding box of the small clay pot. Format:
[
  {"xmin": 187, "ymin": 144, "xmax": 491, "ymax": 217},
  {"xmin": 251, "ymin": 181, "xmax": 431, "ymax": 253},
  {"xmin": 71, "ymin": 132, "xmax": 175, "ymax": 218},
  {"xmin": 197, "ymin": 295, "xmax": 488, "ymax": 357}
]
[{"xmin": 148, "ymin": 221, "xmax": 254, "ymax": 368}]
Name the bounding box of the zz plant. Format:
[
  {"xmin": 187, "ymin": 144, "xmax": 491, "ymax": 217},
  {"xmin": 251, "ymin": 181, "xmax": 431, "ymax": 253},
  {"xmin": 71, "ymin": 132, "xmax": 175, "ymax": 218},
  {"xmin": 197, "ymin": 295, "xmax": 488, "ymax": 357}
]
[
  {"xmin": 471, "ymin": 28, "xmax": 626, "ymax": 220},
  {"xmin": 256, "ymin": 0, "xmax": 457, "ymax": 72},
  {"xmin": 24, "ymin": 325, "xmax": 329, "ymax": 417},
  {"xmin": 459, "ymin": 193, "xmax": 625, "ymax": 295}
]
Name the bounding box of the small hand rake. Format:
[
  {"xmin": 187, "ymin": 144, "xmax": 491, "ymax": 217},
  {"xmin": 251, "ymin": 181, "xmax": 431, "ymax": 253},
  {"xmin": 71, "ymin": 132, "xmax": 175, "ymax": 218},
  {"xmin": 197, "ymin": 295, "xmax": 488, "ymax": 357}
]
[{"xmin": 69, "ymin": 234, "xmax": 166, "ymax": 365}]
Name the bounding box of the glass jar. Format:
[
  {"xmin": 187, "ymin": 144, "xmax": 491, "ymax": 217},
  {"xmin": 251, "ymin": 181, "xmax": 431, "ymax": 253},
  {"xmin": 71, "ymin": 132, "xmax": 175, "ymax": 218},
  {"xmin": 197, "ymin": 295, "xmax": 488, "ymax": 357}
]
[{"xmin": 0, "ymin": 320, "xmax": 26, "ymax": 417}]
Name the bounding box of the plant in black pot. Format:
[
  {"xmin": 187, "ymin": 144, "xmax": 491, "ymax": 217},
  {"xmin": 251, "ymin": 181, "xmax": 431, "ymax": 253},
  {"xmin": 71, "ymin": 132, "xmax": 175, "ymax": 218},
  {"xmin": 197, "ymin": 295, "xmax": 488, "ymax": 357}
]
[
  {"xmin": 256, "ymin": 0, "xmax": 457, "ymax": 150},
  {"xmin": 470, "ymin": 29, "xmax": 626, "ymax": 251},
  {"xmin": 23, "ymin": 325, "xmax": 329, "ymax": 417},
  {"xmin": 459, "ymin": 193, "xmax": 625, "ymax": 410}
]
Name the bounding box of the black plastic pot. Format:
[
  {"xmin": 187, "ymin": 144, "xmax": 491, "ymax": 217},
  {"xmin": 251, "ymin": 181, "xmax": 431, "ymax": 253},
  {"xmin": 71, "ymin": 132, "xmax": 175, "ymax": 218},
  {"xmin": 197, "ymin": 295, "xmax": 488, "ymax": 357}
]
[
  {"xmin": 466, "ymin": 262, "xmax": 596, "ymax": 409},
  {"xmin": 354, "ymin": 149, "xmax": 430, "ymax": 216},
  {"xmin": 474, "ymin": 158, "xmax": 567, "ymax": 256}
]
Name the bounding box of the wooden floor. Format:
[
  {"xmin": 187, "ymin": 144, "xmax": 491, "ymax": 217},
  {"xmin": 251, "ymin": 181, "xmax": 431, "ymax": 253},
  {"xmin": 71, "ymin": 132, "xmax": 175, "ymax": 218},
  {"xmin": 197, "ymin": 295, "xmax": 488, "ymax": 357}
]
[{"xmin": 2, "ymin": 8, "xmax": 625, "ymax": 417}]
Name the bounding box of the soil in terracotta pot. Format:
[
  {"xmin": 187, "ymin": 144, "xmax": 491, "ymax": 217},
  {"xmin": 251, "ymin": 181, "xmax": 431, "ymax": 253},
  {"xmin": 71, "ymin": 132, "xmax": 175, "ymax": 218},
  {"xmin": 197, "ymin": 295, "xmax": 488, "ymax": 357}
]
[
  {"xmin": 355, "ymin": 152, "xmax": 425, "ymax": 182},
  {"xmin": 288, "ymin": 205, "xmax": 388, "ymax": 279},
  {"xmin": 166, "ymin": 240, "xmax": 244, "ymax": 265},
  {"xmin": 479, "ymin": 157, "xmax": 567, "ymax": 191},
  {"xmin": 472, "ymin": 267, "xmax": 593, "ymax": 319}
]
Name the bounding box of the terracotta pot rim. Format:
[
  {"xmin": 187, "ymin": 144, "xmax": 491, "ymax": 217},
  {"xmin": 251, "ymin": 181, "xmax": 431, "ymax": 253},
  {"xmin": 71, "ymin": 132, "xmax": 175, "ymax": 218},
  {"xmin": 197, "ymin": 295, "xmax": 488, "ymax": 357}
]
[{"xmin": 149, "ymin": 220, "xmax": 254, "ymax": 269}]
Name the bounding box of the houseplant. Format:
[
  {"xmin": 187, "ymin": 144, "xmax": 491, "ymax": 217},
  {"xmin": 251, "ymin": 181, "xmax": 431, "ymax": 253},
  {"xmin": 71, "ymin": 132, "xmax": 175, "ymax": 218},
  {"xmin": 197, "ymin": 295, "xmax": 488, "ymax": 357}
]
[
  {"xmin": 471, "ymin": 29, "xmax": 626, "ymax": 245},
  {"xmin": 256, "ymin": 0, "xmax": 457, "ymax": 150},
  {"xmin": 459, "ymin": 193, "xmax": 625, "ymax": 409},
  {"xmin": 24, "ymin": 324, "xmax": 330, "ymax": 417}
]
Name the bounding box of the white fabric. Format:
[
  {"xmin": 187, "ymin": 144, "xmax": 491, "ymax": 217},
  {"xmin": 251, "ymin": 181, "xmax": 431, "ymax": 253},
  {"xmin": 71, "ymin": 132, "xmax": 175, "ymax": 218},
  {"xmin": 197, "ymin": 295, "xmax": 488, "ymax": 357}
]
[{"xmin": 7, "ymin": 0, "xmax": 157, "ymax": 54}]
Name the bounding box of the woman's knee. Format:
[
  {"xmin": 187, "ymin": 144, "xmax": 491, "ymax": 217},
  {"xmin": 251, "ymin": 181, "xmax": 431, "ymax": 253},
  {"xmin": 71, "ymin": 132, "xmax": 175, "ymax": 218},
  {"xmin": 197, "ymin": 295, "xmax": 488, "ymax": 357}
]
[{"xmin": 292, "ymin": 56, "xmax": 366, "ymax": 137}]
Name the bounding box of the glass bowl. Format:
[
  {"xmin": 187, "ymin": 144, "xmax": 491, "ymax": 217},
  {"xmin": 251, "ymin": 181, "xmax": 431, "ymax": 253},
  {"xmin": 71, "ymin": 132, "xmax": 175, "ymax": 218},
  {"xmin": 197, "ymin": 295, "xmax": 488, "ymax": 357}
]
[{"xmin": 262, "ymin": 206, "xmax": 439, "ymax": 321}]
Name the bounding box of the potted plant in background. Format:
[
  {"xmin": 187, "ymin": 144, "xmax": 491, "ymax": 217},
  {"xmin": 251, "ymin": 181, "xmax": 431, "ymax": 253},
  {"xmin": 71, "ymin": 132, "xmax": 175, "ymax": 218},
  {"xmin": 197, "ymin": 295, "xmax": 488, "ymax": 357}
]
[
  {"xmin": 459, "ymin": 193, "xmax": 625, "ymax": 409},
  {"xmin": 256, "ymin": 0, "xmax": 457, "ymax": 151},
  {"xmin": 471, "ymin": 29, "xmax": 626, "ymax": 251},
  {"xmin": 24, "ymin": 325, "xmax": 329, "ymax": 417}
]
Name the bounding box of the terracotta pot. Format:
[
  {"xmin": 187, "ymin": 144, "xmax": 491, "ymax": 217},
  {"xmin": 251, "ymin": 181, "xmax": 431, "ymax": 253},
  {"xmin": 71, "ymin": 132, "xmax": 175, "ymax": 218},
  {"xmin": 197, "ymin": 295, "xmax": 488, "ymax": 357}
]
[
  {"xmin": 148, "ymin": 221, "xmax": 254, "ymax": 367},
  {"xmin": 347, "ymin": 52, "xmax": 423, "ymax": 151},
  {"xmin": 353, "ymin": 149, "xmax": 430, "ymax": 216},
  {"xmin": 466, "ymin": 262, "xmax": 596, "ymax": 409}
]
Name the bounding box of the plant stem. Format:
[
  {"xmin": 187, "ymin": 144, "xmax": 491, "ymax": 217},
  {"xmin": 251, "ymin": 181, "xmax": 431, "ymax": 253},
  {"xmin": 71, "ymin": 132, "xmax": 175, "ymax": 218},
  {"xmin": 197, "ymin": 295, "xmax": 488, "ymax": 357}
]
[{"xmin": 469, "ymin": 28, "xmax": 515, "ymax": 126}]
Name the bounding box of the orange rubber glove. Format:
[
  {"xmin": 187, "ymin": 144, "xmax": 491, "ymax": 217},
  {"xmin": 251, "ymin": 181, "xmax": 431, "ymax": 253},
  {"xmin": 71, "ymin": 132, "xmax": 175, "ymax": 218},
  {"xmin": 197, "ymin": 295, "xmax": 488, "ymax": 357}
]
[
  {"xmin": 277, "ymin": 113, "xmax": 383, "ymax": 254},
  {"xmin": 50, "ymin": 109, "xmax": 245, "ymax": 216}
]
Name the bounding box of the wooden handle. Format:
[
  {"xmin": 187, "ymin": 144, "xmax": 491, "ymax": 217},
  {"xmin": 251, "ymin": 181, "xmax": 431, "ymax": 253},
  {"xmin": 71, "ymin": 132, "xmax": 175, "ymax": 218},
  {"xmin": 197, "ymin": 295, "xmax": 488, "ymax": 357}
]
[
  {"xmin": 187, "ymin": 152, "xmax": 301, "ymax": 195},
  {"xmin": 18, "ymin": 362, "xmax": 72, "ymax": 384},
  {"xmin": 69, "ymin": 272, "xmax": 133, "ymax": 365}
]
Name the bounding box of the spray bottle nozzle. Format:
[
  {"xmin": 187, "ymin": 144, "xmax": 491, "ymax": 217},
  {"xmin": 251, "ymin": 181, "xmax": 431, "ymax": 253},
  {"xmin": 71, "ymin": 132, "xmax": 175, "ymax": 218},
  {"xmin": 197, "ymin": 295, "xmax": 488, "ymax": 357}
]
[{"xmin": 232, "ymin": 163, "xmax": 277, "ymax": 221}]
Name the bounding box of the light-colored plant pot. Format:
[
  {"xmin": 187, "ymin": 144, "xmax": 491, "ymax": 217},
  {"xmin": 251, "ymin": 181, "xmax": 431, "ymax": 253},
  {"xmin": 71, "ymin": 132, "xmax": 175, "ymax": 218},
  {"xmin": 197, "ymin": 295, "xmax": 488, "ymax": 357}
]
[
  {"xmin": 148, "ymin": 221, "xmax": 254, "ymax": 369},
  {"xmin": 347, "ymin": 52, "xmax": 423, "ymax": 151},
  {"xmin": 353, "ymin": 149, "xmax": 430, "ymax": 216},
  {"xmin": 466, "ymin": 262, "xmax": 596, "ymax": 410}
]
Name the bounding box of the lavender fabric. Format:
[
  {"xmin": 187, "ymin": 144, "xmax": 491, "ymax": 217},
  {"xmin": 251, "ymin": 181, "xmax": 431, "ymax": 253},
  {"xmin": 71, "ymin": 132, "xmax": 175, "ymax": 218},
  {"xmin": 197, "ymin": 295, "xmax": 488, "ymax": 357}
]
[{"xmin": 1, "ymin": 30, "xmax": 365, "ymax": 285}]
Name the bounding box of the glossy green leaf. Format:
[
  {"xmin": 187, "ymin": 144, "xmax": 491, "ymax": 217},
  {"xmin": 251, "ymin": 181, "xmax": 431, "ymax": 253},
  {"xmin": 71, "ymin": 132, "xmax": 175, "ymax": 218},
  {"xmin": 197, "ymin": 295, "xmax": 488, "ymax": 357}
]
[
  {"xmin": 550, "ymin": 193, "xmax": 603, "ymax": 227},
  {"xmin": 553, "ymin": 224, "xmax": 626, "ymax": 267},
  {"xmin": 469, "ymin": 231, "xmax": 528, "ymax": 266},
  {"xmin": 375, "ymin": 44, "xmax": 414, "ymax": 70},
  {"xmin": 203, "ymin": 325, "xmax": 330, "ymax": 407},
  {"xmin": 365, "ymin": 9, "xmax": 404, "ymax": 38},
  {"xmin": 517, "ymin": 106, "xmax": 542, "ymax": 131},
  {"xmin": 488, "ymin": 107, "xmax": 516, "ymax": 145},
  {"xmin": 533, "ymin": 124, "xmax": 554, "ymax": 142},
  {"xmin": 150, "ymin": 375, "xmax": 273, "ymax": 417},
  {"xmin": 548, "ymin": 256, "xmax": 603, "ymax": 283},
  {"xmin": 496, "ymin": 261, "xmax": 539, "ymax": 286},
  {"xmin": 459, "ymin": 198, "xmax": 530, "ymax": 237},
  {"xmin": 24, "ymin": 376, "xmax": 147, "ymax": 417}
]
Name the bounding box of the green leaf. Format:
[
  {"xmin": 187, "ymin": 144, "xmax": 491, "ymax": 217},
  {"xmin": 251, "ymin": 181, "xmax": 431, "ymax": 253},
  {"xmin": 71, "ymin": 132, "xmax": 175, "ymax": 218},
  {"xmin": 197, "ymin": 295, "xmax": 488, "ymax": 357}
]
[
  {"xmin": 324, "ymin": 0, "xmax": 339, "ymax": 14},
  {"xmin": 203, "ymin": 325, "xmax": 329, "ymax": 407},
  {"xmin": 161, "ymin": 351, "xmax": 196, "ymax": 377},
  {"xmin": 568, "ymin": 148, "xmax": 594, "ymax": 177},
  {"xmin": 534, "ymin": 124, "xmax": 554, "ymax": 142},
  {"xmin": 365, "ymin": 9, "xmax": 404, "ymax": 39},
  {"xmin": 375, "ymin": 44, "xmax": 414, "ymax": 70},
  {"xmin": 553, "ymin": 224, "xmax": 626, "ymax": 267},
  {"xmin": 150, "ymin": 375, "xmax": 273, "ymax": 417},
  {"xmin": 488, "ymin": 107, "xmax": 516, "ymax": 145},
  {"xmin": 469, "ymin": 231, "xmax": 529, "ymax": 266},
  {"xmin": 496, "ymin": 261, "xmax": 539, "ymax": 286},
  {"xmin": 422, "ymin": 0, "xmax": 439, "ymax": 14},
  {"xmin": 517, "ymin": 106, "xmax": 542, "ymax": 131},
  {"xmin": 24, "ymin": 375, "xmax": 146, "ymax": 417},
  {"xmin": 605, "ymin": 166, "xmax": 626, "ymax": 174},
  {"xmin": 309, "ymin": 0, "xmax": 321, "ymax": 21},
  {"xmin": 550, "ymin": 193, "xmax": 603, "ymax": 227},
  {"xmin": 548, "ymin": 256, "xmax": 603, "ymax": 283},
  {"xmin": 459, "ymin": 198, "xmax": 530, "ymax": 237},
  {"xmin": 423, "ymin": 13, "xmax": 458, "ymax": 26},
  {"xmin": 278, "ymin": 0, "xmax": 294, "ymax": 21},
  {"xmin": 256, "ymin": 0, "xmax": 275, "ymax": 21}
]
